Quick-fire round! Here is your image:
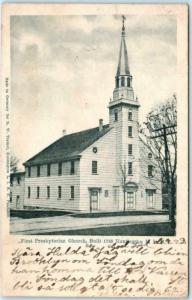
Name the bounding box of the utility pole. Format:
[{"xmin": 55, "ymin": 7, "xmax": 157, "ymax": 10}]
[{"xmin": 151, "ymin": 124, "xmax": 177, "ymax": 225}]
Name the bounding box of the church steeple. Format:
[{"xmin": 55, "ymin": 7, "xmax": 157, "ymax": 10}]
[
  {"xmin": 116, "ymin": 16, "xmax": 130, "ymax": 77},
  {"xmin": 108, "ymin": 16, "xmax": 140, "ymax": 201},
  {"xmin": 111, "ymin": 16, "xmax": 138, "ymax": 104}
]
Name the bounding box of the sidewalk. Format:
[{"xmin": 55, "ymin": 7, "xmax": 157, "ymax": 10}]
[{"xmin": 10, "ymin": 214, "xmax": 169, "ymax": 235}]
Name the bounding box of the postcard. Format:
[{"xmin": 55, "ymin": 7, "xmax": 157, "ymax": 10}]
[{"xmin": 1, "ymin": 3, "xmax": 188, "ymax": 297}]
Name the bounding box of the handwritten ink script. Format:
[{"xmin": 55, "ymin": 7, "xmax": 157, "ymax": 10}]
[{"xmin": 8, "ymin": 239, "xmax": 188, "ymax": 297}]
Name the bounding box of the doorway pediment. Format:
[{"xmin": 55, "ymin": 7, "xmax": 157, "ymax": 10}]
[{"xmin": 125, "ymin": 182, "xmax": 138, "ymax": 192}]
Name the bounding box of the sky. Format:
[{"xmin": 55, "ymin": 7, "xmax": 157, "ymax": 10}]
[{"xmin": 11, "ymin": 14, "xmax": 177, "ymax": 169}]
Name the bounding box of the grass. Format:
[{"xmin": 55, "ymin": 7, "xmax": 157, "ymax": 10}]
[
  {"xmin": 36, "ymin": 222, "xmax": 175, "ymax": 236},
  {"xmin": 72, "ymin": 210, "xmax": 168, "ymax": 218},
  {"xmin": 10, "ymin": 209, "xmax": 72, "ymax": 219}
]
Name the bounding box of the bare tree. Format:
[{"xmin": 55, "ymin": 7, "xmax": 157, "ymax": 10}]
[
  {"xmin": 118, "ymin": 161, "xmax": 128, "ymax": 211},
  {"xmin": 10, "ymin": 154, "xmax": 19, "ymax": 173},
  {"xmin": 138, "ymin": 145, "xmax": 163, "ymax": 191},
  {"xmin": 140, "ymin": 95, "xmax": 177, "ymax": 228}
]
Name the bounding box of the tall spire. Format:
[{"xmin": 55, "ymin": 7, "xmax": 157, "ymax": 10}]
[
  {"xmin": 111, "ymin": 15, "xmax": 136, "ymax": 103},
  {"xmin": 116, "ymin": 15, "xmax": 130, "ymax": 76}
]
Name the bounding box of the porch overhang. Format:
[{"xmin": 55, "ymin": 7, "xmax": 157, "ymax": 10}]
[
  {"xmin": 88, "ymin": 187, "xmax": 102, "ymax": 192},
  {"xmin": 125, "ymin": 182, "xmax": 138, "ymax": 192}
]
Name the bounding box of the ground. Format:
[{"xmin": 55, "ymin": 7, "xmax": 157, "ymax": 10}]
[
  {"xmin": 45, "ymin": 222, "xmax": 174, "ymax": 236},
  {"xmin": 10, "ymin": 211, "xmax": 174, "ymax": 235}
]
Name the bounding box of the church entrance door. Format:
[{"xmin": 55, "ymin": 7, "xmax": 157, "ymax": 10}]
[
  {"xmin": 126, "ymin": 192, "xmax": 135, "ymax": 209},
  {"xmin": 89, "ymin": 188, "xmax": 100, "ymax": 212},
  {"xmin": 125, "ymin": 182, "xmax": 138, "ymax": 210}
]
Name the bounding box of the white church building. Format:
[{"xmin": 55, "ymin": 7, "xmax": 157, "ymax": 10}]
[{"xmin": 12, "ymin": 19, "xmax": 162, "ymax": 212}]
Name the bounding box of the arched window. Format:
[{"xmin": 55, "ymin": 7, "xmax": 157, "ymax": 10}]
[
  {"xmin": 114, "ymin": 111, "xmax": 118, "ymax": 122},
  {"xmin": 121, "ymin": 77, "xmax": 125, "ymax": 87}
]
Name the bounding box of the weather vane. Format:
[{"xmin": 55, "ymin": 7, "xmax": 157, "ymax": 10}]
[{"xmin": 122, "ymin": 15, "xmax": 126, "ymax": 32}]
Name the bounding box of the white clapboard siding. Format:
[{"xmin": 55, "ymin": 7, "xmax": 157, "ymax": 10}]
[
  {"xmin": 24, "ymin": 160, "xmax": 80, "ymax": 210},
  {"xmin": 26, "ymin": 161, "xmax": 79, "ymax": 178},
  {"xmin": 109, "ymin": 105, "xmax": 141, "ymax": 209},
  {"xmin": 10, "ymin": 175, "xmax": 25, "ymax": 209},
  {"xmin": 123, "ymin": 106, "xmax": 140, "ymax": 181},
  {"xmin": 138, "ymin": 139, "xmax": 162, "ymax": 210},
  {"xmin": 79, "ymin": 128, "xmax": 118, "ymax": 211}
]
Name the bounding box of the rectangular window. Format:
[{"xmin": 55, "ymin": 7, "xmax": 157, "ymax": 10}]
[
  {"xmin": 128, "ymin": 126, "xmax": 133, "ymax": 137},
  {"xmin": 37, "ymin": 165, "xmax": 40, "ymax": 177},
  {"xmin": 10, "ymin": 192, "xmax": 12, "ymax": 203},
  {"xmin": 128, "ymin": 162, "xmax": 133, "ymax": 175},
  {"xmin": 10, "ymin": 177, "xmax": 13, "ymax": 186},
  {"xmin": 92, "ymin": 161, "xmax": 98, "ymax": 174},
  {"xmin": 70, "ymin": 186, "xmax": 74, "ymax": 200},
  {"xmin": 28, "ymin": 167, "xmax": 31, "ymax": 177},
  {"xmin": 148, "ymin": 165, "xmax": 153, "ymax": 177},
  {"xmin": 128, "ymin": 111, "xmax": 133, "ymax": 121},
  {"xmin": 47, "ymin": 164, "xmax": 51, "ymax": 176},
  {"xmin": 70, "ymin": 161, "xmax": 75, "ymax": 175},
  {"xmin": 47, "ymin": 186, "xmax": 50, "ymax": 199},
  {"xmin": 37, "ymin": 186, "xmax": 40, "ymax": 199},
  {"xmin": 114, "ymin": 111, "xmax": 118, "ymax": 122},
  {"xmin": 104, "ymin": 190, "xmax": 109, "ymax": 197},
  {"xmin": 58, "ymin": 162, "xmax": 62, "ymax": 176},
  {"xmin": 128, "ymin": 144, "xmax": 133, "ymax": 155},
  {"xmin": 146, "ymin": 189, "xmax": 156, "ymax": 208},
  {"xmin": 58, "ymin": 186, "xmax": 61, "ymax": 199},
  {"xmin": 27, "ymin": 187, "xmax": 31, "ymax": 198},
  {"xmin": 127, "ymin": 77, "xmax": 130, "ymax": 87}
]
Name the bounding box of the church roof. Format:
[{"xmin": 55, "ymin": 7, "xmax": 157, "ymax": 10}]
[
  {"xmin": 24, "ymin": 124, "xmax": 111, "ymax": 166},
  {"xmin": 116, "ymin": 24, "xmax": 130, "ymax": 76}
]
